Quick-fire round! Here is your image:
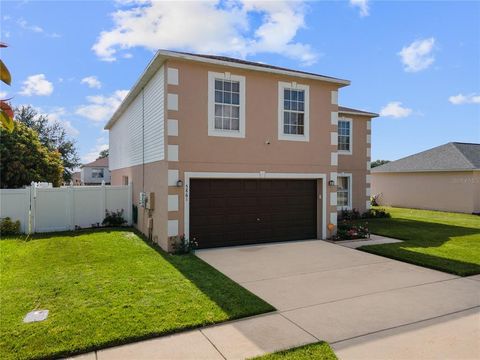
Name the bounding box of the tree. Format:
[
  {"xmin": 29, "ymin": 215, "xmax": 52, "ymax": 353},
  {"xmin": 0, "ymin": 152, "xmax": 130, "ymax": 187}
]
[
  {"xmin": 0, "ymin": 121, "xmax": 64, "ymax": 188},
  {"xmin": 15, "ymin": 105, "xmax": 80, "ymax": 182},
  {"xmin": 371, "ymin": 159, "xmax": 390, "ymax": 168},
  {"xmin": 97, "ymin": 148, "xmax": 109, "ymax": 159}
]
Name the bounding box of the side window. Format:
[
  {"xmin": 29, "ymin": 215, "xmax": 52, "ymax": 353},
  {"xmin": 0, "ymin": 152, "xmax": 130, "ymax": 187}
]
[
  {"xmin": 278, "ymin": 82, "xmax": 309, "ymax": 141},
  {"xmin": 208, "ymin": 72, "xmax": 245, "ymax": 138},
  {"xmin": 337, "ymin": 175, "xmax": 352, "ymax": 209},
  {"xmin": 338, "ymin": 118, "xmax": 352, "ymax": 154}
]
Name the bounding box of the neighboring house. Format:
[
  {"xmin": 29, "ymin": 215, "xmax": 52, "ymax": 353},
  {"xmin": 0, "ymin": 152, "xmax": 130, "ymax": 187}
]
[
  {"xmin": 371, "ymin": 142, "xmax": 480, "ymax": 214},
  {"xmin": 80, "ymin": 157, "xmax": 111, "ymax": 185},
  {"xmin": 106, "ymin": 50, "xmax": 378, "ymax": 251}
]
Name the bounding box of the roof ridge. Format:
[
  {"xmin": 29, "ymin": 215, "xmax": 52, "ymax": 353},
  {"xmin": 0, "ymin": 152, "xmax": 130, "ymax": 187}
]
[{"xmin": 450, "ymin": 142, "xmax": 477, "ymax": 168}]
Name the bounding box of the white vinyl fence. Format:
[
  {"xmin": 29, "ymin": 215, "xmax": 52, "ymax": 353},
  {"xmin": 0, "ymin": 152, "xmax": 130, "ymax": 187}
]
[{"xmin": 0, "ymin": 183, "xmax": 132, "ymax": 234}]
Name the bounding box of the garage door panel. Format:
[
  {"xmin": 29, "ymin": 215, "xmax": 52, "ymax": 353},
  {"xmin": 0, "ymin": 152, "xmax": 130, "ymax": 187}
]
[{"xmin": 190, "ymin": 179, "xmax": 317, "ymax": 248}]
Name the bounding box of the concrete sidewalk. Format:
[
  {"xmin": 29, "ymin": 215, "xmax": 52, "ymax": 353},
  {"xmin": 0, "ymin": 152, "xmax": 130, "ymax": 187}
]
[{"xmin": 72, "ymin": 240, "xmax": 480, "ymax": 360}]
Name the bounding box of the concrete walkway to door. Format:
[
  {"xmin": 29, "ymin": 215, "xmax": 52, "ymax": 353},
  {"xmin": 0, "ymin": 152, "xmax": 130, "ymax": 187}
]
[
  {"xmin": 196, "ymin": 240, "xmax": 480, "ymax": 359},
  {"xmin": 82, "ymin": 240, "xmax": 479, "ymax": 360}
]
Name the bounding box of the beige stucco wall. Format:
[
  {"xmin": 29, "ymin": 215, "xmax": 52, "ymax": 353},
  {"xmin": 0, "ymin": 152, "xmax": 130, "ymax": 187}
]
[
  {"xmin": 337, "ymin": 114, "xmax": 370, "ymax": 213},
  {"xmin": 371, "ymin": 171, "xmax": 480, "ymax": 213}
]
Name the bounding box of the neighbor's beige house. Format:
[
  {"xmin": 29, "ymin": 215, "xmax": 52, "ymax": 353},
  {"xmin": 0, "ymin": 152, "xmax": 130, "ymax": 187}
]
[
  {"xmin": 371, "ymin": 142, "xmax": 480, "ymax": 214},
  {"xmin": 106, "ymin": 50, "xmax": 378, "ymax": 251}
]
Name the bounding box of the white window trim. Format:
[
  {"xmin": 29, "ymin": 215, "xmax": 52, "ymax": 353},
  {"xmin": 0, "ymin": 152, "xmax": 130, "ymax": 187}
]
[
  {"xmin": 337, "ymin": 172, "xmax": 353, "ymax": 211},
  {"xmin": 278, "ymin": 81, "xmax": 310, "ymax": 142},
  {"xmin": 184, "ymin": 172, "xmax": 326, "ymax": 240},
  {"xmin": 208, "ymin": 71, "xmax": 246, "ymax": 138},
  {"xmin": 338, "ymin": 117, "xmax": 353, "ymax": 155}
]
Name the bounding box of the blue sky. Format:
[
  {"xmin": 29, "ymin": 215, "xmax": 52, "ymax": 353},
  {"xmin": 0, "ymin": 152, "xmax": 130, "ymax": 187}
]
[{"xmin": 1, "ymin": 0, "xmax": 479, "ymax": 163}]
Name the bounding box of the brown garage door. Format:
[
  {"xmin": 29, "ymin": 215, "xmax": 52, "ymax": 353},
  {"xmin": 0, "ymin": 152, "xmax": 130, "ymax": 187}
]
[{"xmin": 190, "ymin": 179, "xmax": 317, "ymax": 249}]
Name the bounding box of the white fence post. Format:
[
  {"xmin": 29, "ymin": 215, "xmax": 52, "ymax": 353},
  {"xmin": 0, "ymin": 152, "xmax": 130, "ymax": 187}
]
[
  {"xmin": 30, "ymin": 182, "xmax": 36, "ymax": 233},
  {"xmin": 127, "ymin": 181, "xmax": 133, "ymax": 225},
  {"xmin": 101, "ymin": 181, "xmax": 106, "ymax": 223},
  {"xmin": 69, "ymin": 184, "xmax": 75, "ymax": 230}
]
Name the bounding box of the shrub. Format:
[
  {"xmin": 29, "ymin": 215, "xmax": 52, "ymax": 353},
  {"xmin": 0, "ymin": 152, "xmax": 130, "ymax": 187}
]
[
  {"xmin": 339, "ymin": 208, "xmax": 361, "ymax": 220},
  {"xmin": 0, "ymin": 217, "xmax": 21, "ymax": 236},
  {"xmin": 332, "ymin": 220, "xmax": 370, "ymax": 241},
  {"xmin": 362, "ymin": 208, "xmax": 391, "ymax": 219},
  {"xmin": 170, "ymin": 234, "xmax": 198, "ymax": 255},
  {"xmin": 102, "ymin": 209, "xmax": 127, "ymax": 227}
]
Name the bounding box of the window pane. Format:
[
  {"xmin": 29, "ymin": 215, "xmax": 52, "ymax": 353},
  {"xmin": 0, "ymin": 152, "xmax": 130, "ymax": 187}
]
[
  {"xmin": 284, "ymin": 100, "xmax": 290, "ymax": 110},
  {"xmin": 215, "ymin": 117, "xmax": 222, "ymax": 129},
  {"xmin": 291, "ymin": 112, "xmax": 298, "ymax": 125},
  {"xmin": 224, "ymin": 92, "xmax": 231, "ymax": 104},
  {"xmin": 215, "ymin": 104, "xmax": 223, "ymax": 117},
  {"xmin": 215, "ymin": 80, "xmax": 223, "ymax": 90},
  {"xmin": 284, "ymin": 124, "xmax": 290, "ymax": 134},
  {"xmin": 298, "ymin": 113, "xmax": 304, "ymax": 125},
  {"xmin": 232, "ymin": 93, "xmax": 239, "ymax": 105},
  {"xmin": 224, "ymin": 81, "xmax": 231, "ymax": 91},
  {"xmin": 284, "ymin": 111, "xmax": 290, "ymax": 124},
  {"xmin": 298, "ymin": 101, "xmax": 304, "ymax": 111},
  {"xmin": 223, "ymin": 118, "xmax": 230, "ymax": 130},
  {"xmin": 215, "ymin": 90, "xmax": 223, "ymax": 103},
  {"xmin": 298, "ymin": 90, "xmax": 304, "ymax": 101},
  {"xmin": 284, "ymin": 89, "xmax": 291, "ymax": 100},
  {"xmin": 232, "ymin": 106, "xmax": 239, "ymax": 119},
  {"xmin": 291, "ymin": 90, "xmax": 298, "ymax": 101},
  {"xmin": 291, "ymin": 101, "xmax": 298, "ymax": 111},
  {"xmin": 223, "ymin": 105, "xmax": 231, "ymax": 118},
  {"xmin": 232, "ymin": 81, "xmax": 239, "ymax": 92},
  {"xmin": 231, "ymin": 118, "xmax": 239, "ymax": 130}
]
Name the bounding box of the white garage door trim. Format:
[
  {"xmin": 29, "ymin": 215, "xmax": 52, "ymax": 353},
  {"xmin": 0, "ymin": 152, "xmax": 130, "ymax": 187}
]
[{"xmin": 184, "ymin": 172, "xmax": 327, "ymax": 241}]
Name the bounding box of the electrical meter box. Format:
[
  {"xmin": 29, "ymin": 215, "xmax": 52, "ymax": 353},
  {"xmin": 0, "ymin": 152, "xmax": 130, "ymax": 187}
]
[{"xmin": 145, "ymin": 192, "xmax": 155, "ymax": 210}]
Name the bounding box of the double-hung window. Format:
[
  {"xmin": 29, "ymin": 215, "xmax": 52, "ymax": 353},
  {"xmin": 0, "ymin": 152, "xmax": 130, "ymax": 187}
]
[
  {"xmin": 92, "ymin": 168, "xmax": 104, "ymax": 179},
  {"xmin": 278, "ymin": 82, "xmax": 309, "ymax": 141},
  {"xmin": 338, "ymin": 118, "xmax": 352, "ymax": 154},
  {"xmin": 337, "ymin": 174, "xmax": 352, "ymax": 209},
  {"xmin": 208, "ymin": 72, "xmax": 245, "ymax": 138}
]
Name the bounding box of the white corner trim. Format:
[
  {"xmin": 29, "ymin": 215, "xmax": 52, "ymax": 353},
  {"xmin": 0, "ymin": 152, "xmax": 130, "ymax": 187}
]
[
  {"xmin": 330, "ymin": 192, "xmax": 337, "ymax": 206},
  {"xmin": 367, "ymin": 134, "xmax": 371, "ymax": 144},
  {"xmin": 337, "ymin": 172, "xmax": 353, "ymax": 211},
  {"xmin": 366, "ymin": 174, "xmax": 372, "ymax": 184},
  {"xmin": 168, "ymin": 220, "xmax": 179, "ymax": 237},
  {"xmin": 367, "ymin": 147, "xmax": 371, "ymax": 158},
  {"xmin": 330, "ymin": 172, "xmax": 337, "ymax": 185},
  {"xmin": 331, "ymin": 90, "xmax": 338, "ymax": 105},
  {"xmin": 367, "ymin": 161, "xmax": 371, "ymax": 170},
  {"xmin": 167, "ymin": 145, "xmax": 179, "ymax": 162},
  {"xmin": 168, "ymin": 195, "xmax": 179, "ymax": 212},
  {"xmin": 168, "ymin": 170, "xmax": 179, "ymax": 186},
  {"xmin": 330, "ymin": 152, "xmax": 338, "ymax": 166},
  {"xmin": 329, "ymin": 212, "xmax": 337, "ymax": 226},
  {"xmin": 331, "ymin": 111, "xmax": 338, "ymax": 125},
  {"xmin": 366, "ymin": 187, "xmax": 371, "ymax": 197},
  {"xmin": 338, "ymin": 117, "xmax": 353, "ymax": 155},
  {"xmin": 167, "ymin": 119, "xmax": 178, "ymax": 136},
  {"xmin": 208, "ymin": 71, "xmax": 246, "ymax": 138},
  {"xmin": 367, "ymin": 120, "xmax": 371, "ymax": 130},
  {"xmin": 184, "ymin": 172, "xmax": 327, "ymax": 241},
  {"xmin": 330, "ymin": 132, "xmax": 338, "ymax": 146},
  {"xmin": 167, "ymin": 93, "xmax": 178, "ymax": 111},
  {"xmin": 278, "ymin": 81, "xmax": 310, "ymax": 142},
  {"xmin": 167, "ymin": 68, "xmax": 179, "ymax": 85}
]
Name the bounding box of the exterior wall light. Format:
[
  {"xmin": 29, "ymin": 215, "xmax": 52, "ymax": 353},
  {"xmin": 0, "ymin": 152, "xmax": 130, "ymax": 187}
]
[
  {"xmin": 328, "ymin": 180, "xmax": 335, "ymax": 186},
  {"xmin": 176, "ymin": 179, "xmax": 183, "ymax": 187}
]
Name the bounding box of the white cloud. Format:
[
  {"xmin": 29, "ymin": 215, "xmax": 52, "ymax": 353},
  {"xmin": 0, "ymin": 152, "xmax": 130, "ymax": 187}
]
[
  {"xmin": 92, "ymin": 0, "xmax": 318, "ymax": 66},
  {"xmin": 448, "ymin": 93, "xmax": 480, "ymax": 105},
  {"xmin": 18, "ymin": 18, "xmax": 43, "ymax": 33},
  {"xmin": 76, "ymin": 90, "xmax": 129, "ymax": 123},
  {"xmin": 81, "ymin": 76, "xmax": 102, "ymax": 89},
  {"xmin": 81, "ymin": 141, "xmax": 109, "ymax": 164},
  {"xmin": 398, "ymin": 37, "xmax": 436, "ymax": 72},
  {"xmin": 379, "ymin": 101, "xmax": 413, "ymax": 118},
  {"xmin": 19, "ymin": 74, "xmax": 54, "ymax": 96},
  {"xmin": 350, "ymin": 0, "xmax": 370, "ymax": 17},
  {"xmin": 0, "ymin": 91, "xmax": 8, "ymax": 98},
  {"xmin": 34, "ymin": 106, "xmax": 80, "ymax": 137}
]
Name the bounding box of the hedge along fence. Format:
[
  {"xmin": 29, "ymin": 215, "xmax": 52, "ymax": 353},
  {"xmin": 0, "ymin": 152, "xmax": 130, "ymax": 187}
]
[{"xmin": 0, "ymin": 183, "xmax": 132, "ymax": 234}]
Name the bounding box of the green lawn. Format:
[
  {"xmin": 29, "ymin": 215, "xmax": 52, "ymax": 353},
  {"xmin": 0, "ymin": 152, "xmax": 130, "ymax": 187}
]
[
  {"xmin": 358, "ymin": 207, "xmax": 480, "ymax": 276},
  {"xmin": 0, "ymin": 229, "xmax": 274, "ymax": 360},
  {"xmin": 250, "ymin": 342, "xmax": 337, "ymax": 360}
]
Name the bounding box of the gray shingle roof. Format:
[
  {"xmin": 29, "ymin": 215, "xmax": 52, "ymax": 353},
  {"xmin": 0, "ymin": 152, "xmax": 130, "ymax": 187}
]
[{"xmin": 372, "ymin": 142, "xmax": 480, "ymax": 173}]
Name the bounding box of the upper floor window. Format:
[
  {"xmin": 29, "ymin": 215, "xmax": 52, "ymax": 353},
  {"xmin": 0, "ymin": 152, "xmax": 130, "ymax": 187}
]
[
  {"xmin": 208, "ymin": 72, "xmax": 245, "ymax": 138},
  {"xmin": 338, "ymin": 118, "xmax": 352, "ymax": 154},
  {"xmin": 278, "ymin": 82, "xmax": 309, "ymax": 141},
  {"xmin": 92, "ymin": 168, "xmax": 104, "ymax": 179}
]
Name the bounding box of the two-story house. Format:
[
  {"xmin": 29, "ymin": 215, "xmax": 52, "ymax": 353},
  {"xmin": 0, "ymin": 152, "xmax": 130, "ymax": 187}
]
[
  {"xmin": 80, "ymin": 157, "xmax": 111, "ymax": 185},
  {"xmin": 106, "ymin": 50, "xmax": 378, "ymax": 251}
]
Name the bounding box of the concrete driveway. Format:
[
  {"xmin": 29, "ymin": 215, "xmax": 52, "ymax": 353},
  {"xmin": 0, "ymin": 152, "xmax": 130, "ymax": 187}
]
[{"xmin": 197, "ymin": 240, "xmax": 480, "ymax": 359}]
